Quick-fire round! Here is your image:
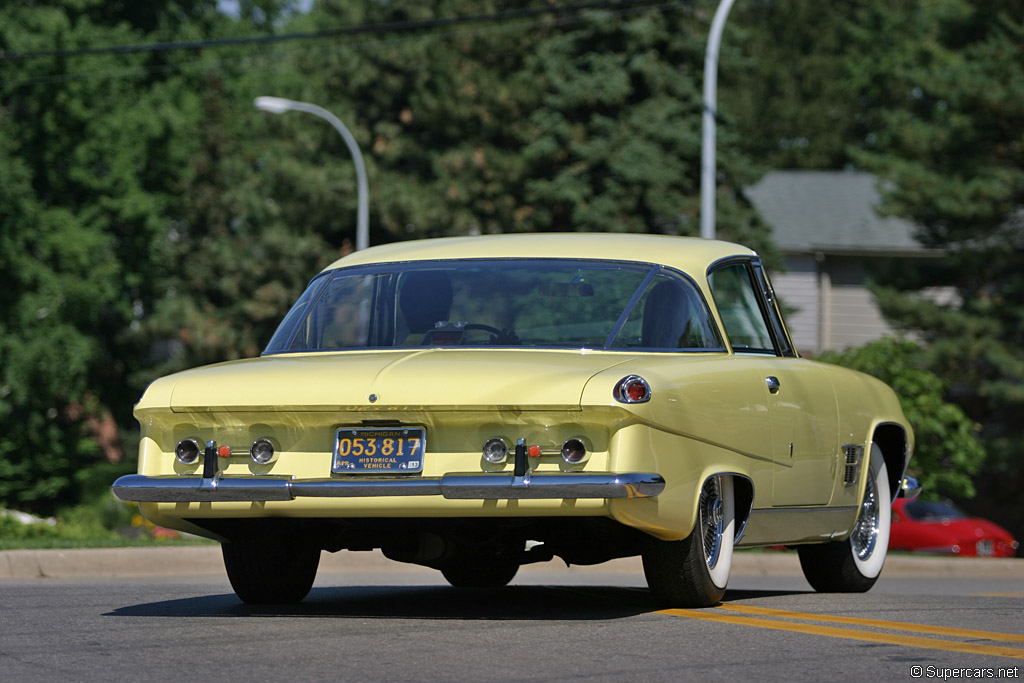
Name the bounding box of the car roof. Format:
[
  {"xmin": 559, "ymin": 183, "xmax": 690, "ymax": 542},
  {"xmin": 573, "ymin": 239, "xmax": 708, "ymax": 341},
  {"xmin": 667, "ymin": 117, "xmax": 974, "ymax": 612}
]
[{"xmin": 322, "ymin": 233, "xmax": 757, "ymax": 275}]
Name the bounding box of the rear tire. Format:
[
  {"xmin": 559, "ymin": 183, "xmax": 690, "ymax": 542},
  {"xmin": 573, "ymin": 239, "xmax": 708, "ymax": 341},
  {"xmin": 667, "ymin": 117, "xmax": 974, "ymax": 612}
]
[
  {"xmin": 798, "ymin": 444, "xmax": 890, "ymax": 592},
  {"xmin": 643, "ymin": 475, "xmax": 735, "ymax": 608},
  {"xmin": 222, "ymin": 537, "xmax": 321, "ymax": 604}
]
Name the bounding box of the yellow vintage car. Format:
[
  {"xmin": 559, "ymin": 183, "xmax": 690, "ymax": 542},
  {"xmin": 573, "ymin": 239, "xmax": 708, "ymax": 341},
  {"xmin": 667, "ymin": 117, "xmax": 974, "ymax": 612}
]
[{"xmin": 113, "ymin": 233, "xmax": 915, "ymax": 607}]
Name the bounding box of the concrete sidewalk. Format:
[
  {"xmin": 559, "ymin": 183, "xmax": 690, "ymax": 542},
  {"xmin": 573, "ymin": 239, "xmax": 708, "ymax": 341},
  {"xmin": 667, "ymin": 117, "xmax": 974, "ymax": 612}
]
[{"xmin": 1, "ymin": 545, "xmax": 1020, "ymax": 580}]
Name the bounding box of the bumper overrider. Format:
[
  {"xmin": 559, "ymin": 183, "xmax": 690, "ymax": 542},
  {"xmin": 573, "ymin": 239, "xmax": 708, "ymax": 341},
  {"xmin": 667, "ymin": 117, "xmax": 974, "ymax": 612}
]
[{"xmin": 112, "ymin": 472, "xmax": 666, "ymax": 503}]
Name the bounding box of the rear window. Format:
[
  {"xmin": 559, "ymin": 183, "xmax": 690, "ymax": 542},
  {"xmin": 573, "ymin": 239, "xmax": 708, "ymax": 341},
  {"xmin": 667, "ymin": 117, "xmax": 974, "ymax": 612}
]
[{"xmin": 264, "ymin": 259, "xmax": 723, "ymax": 353}]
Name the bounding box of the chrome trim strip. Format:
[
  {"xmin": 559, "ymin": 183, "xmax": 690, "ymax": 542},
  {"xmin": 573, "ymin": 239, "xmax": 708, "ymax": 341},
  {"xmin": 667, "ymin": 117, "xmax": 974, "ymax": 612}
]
[
  {"xmin": 111, "ymin": 472, "xmax": 665, "ymax": 503},
  {"xmin": 750, "ymin": 505, "xmax": 860, "ymax": 514},
  {"xmin": 439, "ymin": 473, "xmax": 665, "ymax": 499},
  {"xmin": 293, "ymin": 478, "xmax": 441, "ymax": 498}
]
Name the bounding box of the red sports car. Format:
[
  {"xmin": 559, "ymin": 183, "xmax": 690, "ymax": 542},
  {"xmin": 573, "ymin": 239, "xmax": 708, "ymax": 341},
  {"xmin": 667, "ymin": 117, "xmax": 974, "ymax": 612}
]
[{"xmin": 890, "ymin": 498, "xmax": 1019, "ymax": 557}]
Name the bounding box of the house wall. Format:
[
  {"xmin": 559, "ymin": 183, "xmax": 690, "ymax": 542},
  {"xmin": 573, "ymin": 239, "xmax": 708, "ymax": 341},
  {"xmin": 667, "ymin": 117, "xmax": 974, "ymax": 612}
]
[
  {"xmin": 771, "ymin": 254, "xmax": 899, "ymax": 356},
  {"xmin": 770, "ymin": 254, "xmax": 819, "ymax": 353},
  {"xmin": 827, "ymin": 257, "xmax": 898, "ymax": 351}
]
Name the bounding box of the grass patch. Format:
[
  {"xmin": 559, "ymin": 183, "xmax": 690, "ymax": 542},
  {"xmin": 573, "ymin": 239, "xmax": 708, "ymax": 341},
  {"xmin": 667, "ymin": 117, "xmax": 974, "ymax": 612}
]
[{"xmin": 0, "ymin": 496, "xmax": 215, "ymax": 550}]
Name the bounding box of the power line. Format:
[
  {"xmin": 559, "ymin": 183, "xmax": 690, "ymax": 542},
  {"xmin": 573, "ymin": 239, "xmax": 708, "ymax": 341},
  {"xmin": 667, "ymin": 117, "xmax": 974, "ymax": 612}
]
[{"xmin": 0, "ymin": 0, "xmax": 678, "ymax": 62}]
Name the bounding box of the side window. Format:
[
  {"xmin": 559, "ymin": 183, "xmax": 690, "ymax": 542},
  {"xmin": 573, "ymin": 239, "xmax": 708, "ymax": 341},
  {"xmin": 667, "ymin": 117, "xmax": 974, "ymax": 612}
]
[
  {"xmin": 613, "ymin": 273, "xmax": 722, "ymax": 350},
  {"xmin": 302, "ymin": 273, "xmax": 382, "ymax": 350},
  {"xmin": 708, "ymin": 263, "xmax": 776, "ymax": 354},
  {"xmin": 753, "ymin": 264, "xmax": 794, "ymax": 356}
]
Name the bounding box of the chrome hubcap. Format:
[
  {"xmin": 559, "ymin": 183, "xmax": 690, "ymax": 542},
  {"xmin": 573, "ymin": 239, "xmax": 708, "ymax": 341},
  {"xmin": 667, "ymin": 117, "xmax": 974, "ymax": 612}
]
[
  {"xmin": 700, "ymin": 477, "xmax": 724, "ymax": 570},
  {"xmin": 851, "ymin": 473, "xmax": 879, "ymax": 560}
]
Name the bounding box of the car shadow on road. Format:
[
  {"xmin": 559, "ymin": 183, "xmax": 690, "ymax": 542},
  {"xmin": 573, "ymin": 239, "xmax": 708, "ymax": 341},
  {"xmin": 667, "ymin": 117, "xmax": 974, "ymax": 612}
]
[
  {"xmin": 106, "ymin": 584, "xmax": 654, "ymax": 620},
  {"xmin": 719, "ymin": 588, "xmax": 813, "ymax": 602},
  {"xmin": 105, "ymin": 585, "xmax": 811, "ymax": 620}
]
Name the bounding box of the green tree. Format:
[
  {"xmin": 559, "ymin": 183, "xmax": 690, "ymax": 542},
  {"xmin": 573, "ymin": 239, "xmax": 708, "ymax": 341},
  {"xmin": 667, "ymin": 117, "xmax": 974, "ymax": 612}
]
[
  {"xmin": 727, "ymin": 0, "xmax": 873, "ymax": 169},
  {"xmin": 0, "ymin": 0, "xmax": 253, "ymax": 512},
  {"xmin": 277, "ymin": 1, "xmax": 774, "ymax": 251},
  {"xmin": 139, "ymin": 72, "xmax": 334, "ymax": 377}
]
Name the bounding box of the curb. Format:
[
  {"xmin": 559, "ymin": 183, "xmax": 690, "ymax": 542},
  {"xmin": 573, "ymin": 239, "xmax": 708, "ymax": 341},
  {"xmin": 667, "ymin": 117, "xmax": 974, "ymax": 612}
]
[{"xmin": 1, "ymin": 546, "xmax": 1020, "ymax": 581}]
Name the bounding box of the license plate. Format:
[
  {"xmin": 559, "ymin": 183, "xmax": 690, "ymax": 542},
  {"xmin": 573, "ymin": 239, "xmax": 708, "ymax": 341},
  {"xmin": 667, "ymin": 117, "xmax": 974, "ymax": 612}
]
[{"xmin": 331, "ymin": 428, "xmax": 425, "ymax": 474}]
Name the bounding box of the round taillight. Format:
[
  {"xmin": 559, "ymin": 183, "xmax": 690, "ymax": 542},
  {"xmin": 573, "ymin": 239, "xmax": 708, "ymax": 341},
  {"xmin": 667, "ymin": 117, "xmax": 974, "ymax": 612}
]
[
  {"xmin": 614, "ymin": 375, "xmax": 651, "ymax": 404},
  {"xmin": 561, "ymin": 438, "xmax": 587, "ymax": 464},
  {"xmin": 482, "ymin": 437, "xmax": 508, "ymax": 463},
  {"xmin": 175, "ymin": 439, "xmax": 200, "ymax": 465},
  {"xmin": 250, "ymin": 438, "xmax": 277, "ymax": 464}
]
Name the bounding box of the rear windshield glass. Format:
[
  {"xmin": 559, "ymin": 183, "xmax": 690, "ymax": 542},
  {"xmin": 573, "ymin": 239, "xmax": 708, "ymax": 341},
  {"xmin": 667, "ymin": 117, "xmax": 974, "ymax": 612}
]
[{"xmin": 264, "ymin": 259, "xmax": 723, "ymax": 353}]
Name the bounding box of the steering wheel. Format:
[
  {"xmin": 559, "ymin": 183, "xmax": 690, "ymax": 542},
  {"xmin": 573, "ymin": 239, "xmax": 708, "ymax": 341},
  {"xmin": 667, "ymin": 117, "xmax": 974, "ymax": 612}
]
[{"xmin": 462, "ymin": 323, "xmax": 503, "ymax": 344}]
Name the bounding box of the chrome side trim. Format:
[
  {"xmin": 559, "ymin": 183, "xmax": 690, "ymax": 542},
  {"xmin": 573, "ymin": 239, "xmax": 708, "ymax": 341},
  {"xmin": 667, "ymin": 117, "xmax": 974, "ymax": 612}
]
[
  {"xmin": 750, "ymin": 505, "xmax": 860, "ymax": 515},
  {"xmin": 112, "ymin": 472, "xmax": 665, "ymax": 503}
]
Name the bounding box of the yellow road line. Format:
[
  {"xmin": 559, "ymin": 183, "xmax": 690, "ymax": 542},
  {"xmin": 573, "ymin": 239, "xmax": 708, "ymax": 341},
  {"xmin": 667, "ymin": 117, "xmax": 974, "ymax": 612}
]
[
  {"xmin": 657, "ymin": 608, "xmax": 1024, "ymax": 660},
  {"xmin": 721, "ymin": 604, "xmax": 1024, "ymax": 644},
  {"xmin": 975, "ymin": 593, "xmax": 1024, "ymax": 599}
]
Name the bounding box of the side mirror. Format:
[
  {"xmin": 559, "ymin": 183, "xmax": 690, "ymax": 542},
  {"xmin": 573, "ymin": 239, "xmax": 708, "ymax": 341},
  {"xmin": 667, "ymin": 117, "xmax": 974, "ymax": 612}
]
[{"xmin": 899, "ymin": 476, "xmax": 921, "ymax": 500}]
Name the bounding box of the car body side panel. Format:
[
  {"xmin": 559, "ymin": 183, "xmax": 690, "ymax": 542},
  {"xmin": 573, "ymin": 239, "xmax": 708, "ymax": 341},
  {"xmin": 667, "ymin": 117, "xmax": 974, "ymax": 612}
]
[
  {"xmin": 825, "ymin": 363, "xmax": 914, "ymax": 508},
  {"xmin": 585, "ymin": 355, "xmax": 774, "ymax": 541},
  {"xmin": 761, "ymin": 359, "xmax": 839, "ymax": 506}
]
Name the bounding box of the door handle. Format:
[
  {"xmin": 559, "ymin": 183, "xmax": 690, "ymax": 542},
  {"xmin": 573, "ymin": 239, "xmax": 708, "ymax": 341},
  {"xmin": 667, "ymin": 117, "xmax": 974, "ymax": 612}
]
[{"xmin": 765, "ymin": 376, "xmax": 781, "ymax": 394}]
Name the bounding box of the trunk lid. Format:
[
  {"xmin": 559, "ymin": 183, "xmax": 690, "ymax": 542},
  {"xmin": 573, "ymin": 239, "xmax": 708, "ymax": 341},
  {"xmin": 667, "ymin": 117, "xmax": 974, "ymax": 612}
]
[{"xmin": 154, "ymin": 349, "xmax": 637, "ymax": 413}]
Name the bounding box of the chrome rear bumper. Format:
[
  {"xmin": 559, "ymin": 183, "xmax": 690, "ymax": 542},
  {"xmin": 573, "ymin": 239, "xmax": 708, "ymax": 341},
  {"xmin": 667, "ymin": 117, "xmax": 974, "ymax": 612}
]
[{"xmin": 111, "ymin": 472, "xmax": 665, "ymax": 503}]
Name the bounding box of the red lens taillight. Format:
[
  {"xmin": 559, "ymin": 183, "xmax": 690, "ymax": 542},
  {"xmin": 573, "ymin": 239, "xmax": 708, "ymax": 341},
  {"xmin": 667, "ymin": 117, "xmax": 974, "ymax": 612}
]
[{"xmin": 614, "ymin": 375, "xmax": 651, "ymax": 404}]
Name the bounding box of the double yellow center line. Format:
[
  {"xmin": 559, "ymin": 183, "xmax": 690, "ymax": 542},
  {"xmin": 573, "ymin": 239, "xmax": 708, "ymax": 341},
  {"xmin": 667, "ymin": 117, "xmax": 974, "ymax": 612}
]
[{"xmin": 658, "ymin": 604, "xmax": 1024, "ymax": 660}]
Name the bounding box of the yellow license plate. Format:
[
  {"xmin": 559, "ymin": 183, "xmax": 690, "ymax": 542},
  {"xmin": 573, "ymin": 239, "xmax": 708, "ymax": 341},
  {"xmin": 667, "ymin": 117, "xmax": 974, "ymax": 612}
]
[{"xmin": 331, "ymin": 428, "xmax": 425, "ymax": 474}]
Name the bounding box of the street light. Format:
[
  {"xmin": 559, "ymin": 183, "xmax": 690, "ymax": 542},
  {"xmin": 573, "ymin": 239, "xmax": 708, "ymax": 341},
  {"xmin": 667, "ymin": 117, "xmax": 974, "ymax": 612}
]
[
  {"xmin": 254, "ymin": 96, "xmax": 369, "ymax": 252},
  {"xmin": 699, "ymin": 0, "xmax": 737, "ymax": 240}
]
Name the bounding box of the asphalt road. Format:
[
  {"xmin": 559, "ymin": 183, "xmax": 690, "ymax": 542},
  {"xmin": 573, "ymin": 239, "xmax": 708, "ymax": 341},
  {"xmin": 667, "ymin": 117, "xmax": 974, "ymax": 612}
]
[{"xmin": 1, "ymin": 550, "xmax": 1021, "ymax": 682}]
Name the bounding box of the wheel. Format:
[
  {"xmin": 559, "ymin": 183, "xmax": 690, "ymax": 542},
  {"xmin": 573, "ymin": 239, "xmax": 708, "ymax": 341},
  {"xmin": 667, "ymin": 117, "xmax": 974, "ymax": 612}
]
[
  {"xmin": 440, "ymin": 559, "xmax": 519, "ymax": 588},
  {"xmin": 221, "ymin": 537, "xmax": 321, "ymax": 604},
  {"xmin": 643, "ymin": 475, "xmax": 735, "ymax": 607},
  {"xmin": 798, "ymin": 444, "xmax": 891, "ymax": 592}
]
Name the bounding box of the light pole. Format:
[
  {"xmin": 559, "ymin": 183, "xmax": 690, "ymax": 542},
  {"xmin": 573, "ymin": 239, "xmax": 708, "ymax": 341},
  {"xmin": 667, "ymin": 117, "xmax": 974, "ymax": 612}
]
[
  {"xmin": 700, "ymin": 0, "xmax": 737, "ymax": 241},
  {"xmin": 254, "ymin": 96, "xmax": 369, "ymax": 252}
]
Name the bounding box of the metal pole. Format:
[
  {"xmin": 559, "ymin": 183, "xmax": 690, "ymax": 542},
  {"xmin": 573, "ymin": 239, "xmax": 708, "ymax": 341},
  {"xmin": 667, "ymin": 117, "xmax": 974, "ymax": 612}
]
[
  {"xmin": 254, "ymin": 96, "xmax": 369, "ymax": 251},
  {"xmin": 700, "ymin": 0, "xmax": 737, "ymax": 241}
]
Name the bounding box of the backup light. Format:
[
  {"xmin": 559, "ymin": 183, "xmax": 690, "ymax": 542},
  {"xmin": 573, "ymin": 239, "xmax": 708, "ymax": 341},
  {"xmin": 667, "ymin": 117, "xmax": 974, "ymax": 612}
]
[
  {"xmin": 561, "ymin": 438, "xmax": 587, "ymax": 464},
  {"xmin": 175, "ymin": 439, "xmax": 200, "ymax": 465},
  {"xmin": 250, "ymin": 438, "xmax": 277, "ymax": 465},
  {"xmin": 614, "ymin": 375, "xmax": 651, "ymax": 404},
  {"xmin": 482, "ymin": 437, "xmax": 508, "ymax": 463}
]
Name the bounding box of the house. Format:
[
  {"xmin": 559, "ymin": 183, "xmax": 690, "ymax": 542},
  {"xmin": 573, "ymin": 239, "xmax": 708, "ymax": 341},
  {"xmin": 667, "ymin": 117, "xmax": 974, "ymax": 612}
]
[{"xmin": 744, "ymin": 170, "xmax": 941, "ymax": 355}]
